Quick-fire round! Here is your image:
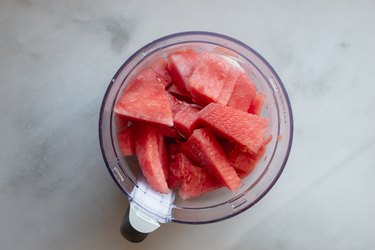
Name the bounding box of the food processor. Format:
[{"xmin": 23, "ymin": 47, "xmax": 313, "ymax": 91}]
[{"xmin": 99, "ymin": 31, "xmax": 293, "ymax": 242}]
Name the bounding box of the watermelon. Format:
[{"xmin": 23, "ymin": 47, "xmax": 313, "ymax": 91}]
[
  {"xmin": 168, "ymin": 49, "xmax": 200, "ymax": 93},
  {"xmin": 248, "ymin": 92, "xmax": 265, "ymax": 115},
  {"xmin": 117, "ymin": 127, "xmax": 135, "ymax": 156},
  {"xmin": 156, "ymin": 124, "xmax": 180, "ymax": 139},
  {"xmin": 179, "ymin": 159, "xmax": 222, "ymax": 200},
  {"xmin": 166, "ymin": 152, "xmax": 222, "ymax": 199},
  {"xmin": 216, "ymin": 56, "xmax": 245, "ymax": 105},
  {"xmin": 227, "ymin": 73, "xmax": 257, "ymax": 112},
  {"xmin": 149, "ymin": 58, "xmax": 172, "ymax": 86},
  {"xmin": 114, "ymin": 68, "xmax": 174, "ymax": 127},
  {"xmin": 182, "ymin": 128, "xmax": 241, "ymax": 192},
  {"xmin": 133, "ymin": 123, "xmax": 169, "ymax": 193},
  {"xmin": 198, "ymin": 103, "xmax": 269, "ymax": 154},
  {"xmin": 167, "ymin": 83, "xmax": 192, "ymax": 102},
  {"xmin": 167, "ymin": 153, "xmax": 186, "ymax": 189},
  {"xmin": 189, "ymin": 53, "xmax": 242, "ymax": 106},
  {"xmin": 173, "ymin": 105, "xmax": 200, "ymax": 138},
  {"xmin": 167, "ymin": 93, "xmax": 190, "ymax": 115},
  {"xmin": 166, "ymin": 142, "xmax": 182, "ymax": 155},
  {"xmin": 113, "ymin": 48, "xmax": 272, "ymax": 199},
  {"xmin": 114, "ymin": 114, "xmax": 129, "ymax": 132},
  {"xmin": 225, "ymin": 142, "xmax": 264, "ymax": 179}
]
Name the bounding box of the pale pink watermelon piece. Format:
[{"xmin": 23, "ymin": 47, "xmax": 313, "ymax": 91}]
[
  {"xmin": 198, "ymin": 103, "xmax": 269, "ymax": 154},
  {"xmin": 189, "ymin": 53, "xmax": 242, "ymax": 106},
  {"xmin": 173, "ymin": 105, "xmax": 200, "ymax": 138},
  {"xmin": 182, "ymin": 128, "xmax": 241, "ymax": 192},
  {"xmin": 149, "ymin": 58, "xmax": 172, "ymax": 87},
  {"xmin": 179, "ymin": 160, "xmax": 222, "ymax": 200},
  {"xmin": 227, "ymin": 73, "xmax": 256, "ymax": 112},
  {"xmin": 117, "ymin": 127, "xmax": 135, "ymax": 156},
  {"xmin": 114, "ymin": 68, "xmax": 174, "ymax": 127},
  {"xmin": 168, "ymin": 49, "xmax": 200, "ymax": 93},
  {"xmin": 216, "ymin": 57, "xmax": 244, "ymax": 105},
  {"xmin": 248, "ymin": 92, "xmax": 265, "ymax": 115},
  {"xmin": 133, "ymin": 123, "xmax": 169, "ymax": 193}
]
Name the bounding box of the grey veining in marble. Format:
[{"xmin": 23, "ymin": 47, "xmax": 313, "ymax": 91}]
[{"xmin": 1, "ymin": 0, "xmax": 374, "ymax": 249}]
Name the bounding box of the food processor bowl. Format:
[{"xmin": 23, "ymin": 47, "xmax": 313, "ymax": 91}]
[{"xmin": 99, "ymin": 31, "xmax": 293, "ymax": 242}]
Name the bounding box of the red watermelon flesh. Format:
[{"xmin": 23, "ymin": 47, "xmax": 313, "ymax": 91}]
[
  {"xmin": 226, "ymin": 142, "xmax": 264, "ymax": 179},
  {"xmin": 167, "ymin": 83, "xmax": 192, "ymax": 102},
  {"xmin": 166, "ymin": 142, "xmax": 182, "ymax": 155},
  {"xmin": 227, "ymin": 73, "xmax": 257, "ymax": 112},
  {"xmin": 114, "ymin": 68, "xmax": 174, "ymax": 127},
  {"xmin": 167, "ymin": 153, "xmax": 186, "ymax": 189},
  {"xmin": 182, "ymin": 128, "xmax": 241, "ymax": 192},
  {"xmin": 114, "ymin": 114, "xmax": 129, "ymax": 132},
  {"xmin": 156, "ymin": 124, "xmax": 180, "ymax": 139},
  {"xmin": 141, "ymin": 64, "xmax": 170, "ymax": 87},
  {"xmin": 117, "ymin": 127, "xmax": 135, "ymax": 156},
  {"xmin": 248, "ymin": 92, "xmax": 265, "ymax": 115},
  {"xmin": 216, "ymin": 56, "xmax": 244, "ymax": 105},
  {"xmin": 198, "ymin": 103, "xmax": 269, "ymax": 154},
  {"xmin": 179, "ymin": 160, "xmax": 222, "ymax": 200},
  {"xmin": 167, "ymin": 93, "xmax": 190, "ymax": 115},
  {"xmin": 168, "ymin": 49, "xmax": 200, "ymax": 93},
  {"xmin": 189, "ymin": 53, "xmax": 242, "ymax": 106},
  {"xmin": 113, "ymin": 49, "xmax": 272, "ymax": 199},
  {"xmin": 149, "ymin": 58, "xmax": 172, "ymax": 86},
  {"xmin": 173, "ymin": 105, "xmax": 200, "ymax": 138},
  {"xmin": 222, "ymin": 135, "xmax": 271, "ymax": 178},
  {"xmin": 133, "ymin": 123, "xmax": 169, "ymax": 193}
]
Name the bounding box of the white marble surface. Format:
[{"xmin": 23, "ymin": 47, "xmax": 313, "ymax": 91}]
[{"xmin": 1, "ymin": 0, "xmax": 375, "ymax": 249}]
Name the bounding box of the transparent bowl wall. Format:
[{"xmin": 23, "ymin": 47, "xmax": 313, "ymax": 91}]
[{"xmin": 99, "ymin": 31, "xmax": 293, "ymax": 224}]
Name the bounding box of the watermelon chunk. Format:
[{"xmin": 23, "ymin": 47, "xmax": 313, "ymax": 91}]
[
  {"xmin": 189, "ymin": 53, "xmax": 242, "ymax": 106},
  {"xmin": 168, "ymin": 49, "xmax": 200, "ymax": 93},
  {"xmin": 133, "ymin": 123, "xmax": 169, "ymax": 193},
  {"xmin": 248, "ymin": 92, "xmax": 265, "ymax": 115},
  {"xmin": 156, "ymin": 124, "xmax": 180, "ymax": 139},
  {"xmin": 166, "ymin": 142, "xmax": 182, "ymax": 155},
  {"xmin": 182, "ymin": 128, "xmax": 241, "ymax": 192},
  {"xmin": 166, "ymin": 152, "xmax": 222, "ymax": 199},
  {"xmin": 167, "ymin": 93, "xmax": 189, "ymax": 115},
  {"xmin": 114, "ymin": 68, "xmax": 174, "ymax": 127},
  {"xmin": 167, "ymin": 153, "xmax": 186, "ymax": 189},
  {"xmin": 216, "ymin": 57, "xmax": 245, "ymax": 105},
  {"xmin": 167, "ymin": 83, "xmax": 192, "ymax": 102},
  {"xmin": 114, "ymin": 114, "xmax": 129, "ymax": 132},
  {"xmin": 198, "ymin": 103, "xmax": 269, "ymax": 154},
  {"xmin": 226, "ymin": 142, "xmax": 264, "ymax": 179},
  {"xmin": 179, "ymin": 160, "xmax": 222, "ymax": 200},
  {"xmin": 227, "ymin": 73, "xmax": 256, "ymax": 112},
  {"xmin": 117, "ymin": 127, "xmax": 135, "ymax": 156},
  {"xmin": 149, "ymin": 58, "xmax": 172, "ymax": 87},
  {"xmin": 173, "ymin": 105, "xmax": 200, "ymax": 138}
]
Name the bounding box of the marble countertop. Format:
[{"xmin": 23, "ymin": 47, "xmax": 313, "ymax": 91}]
[{"xmin": 1, "ymin": 1, "xmax": 374, "ymax": 249}]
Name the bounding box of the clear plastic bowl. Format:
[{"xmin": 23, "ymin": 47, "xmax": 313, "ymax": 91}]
[{"xmin": 99, "ymin": 31, "xmax": 293, "ymax": 224}]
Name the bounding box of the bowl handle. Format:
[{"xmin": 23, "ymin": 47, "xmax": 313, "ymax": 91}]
[{"xmin": 120, "ymin": 203, "xmax": 160, "ymax": 242}]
